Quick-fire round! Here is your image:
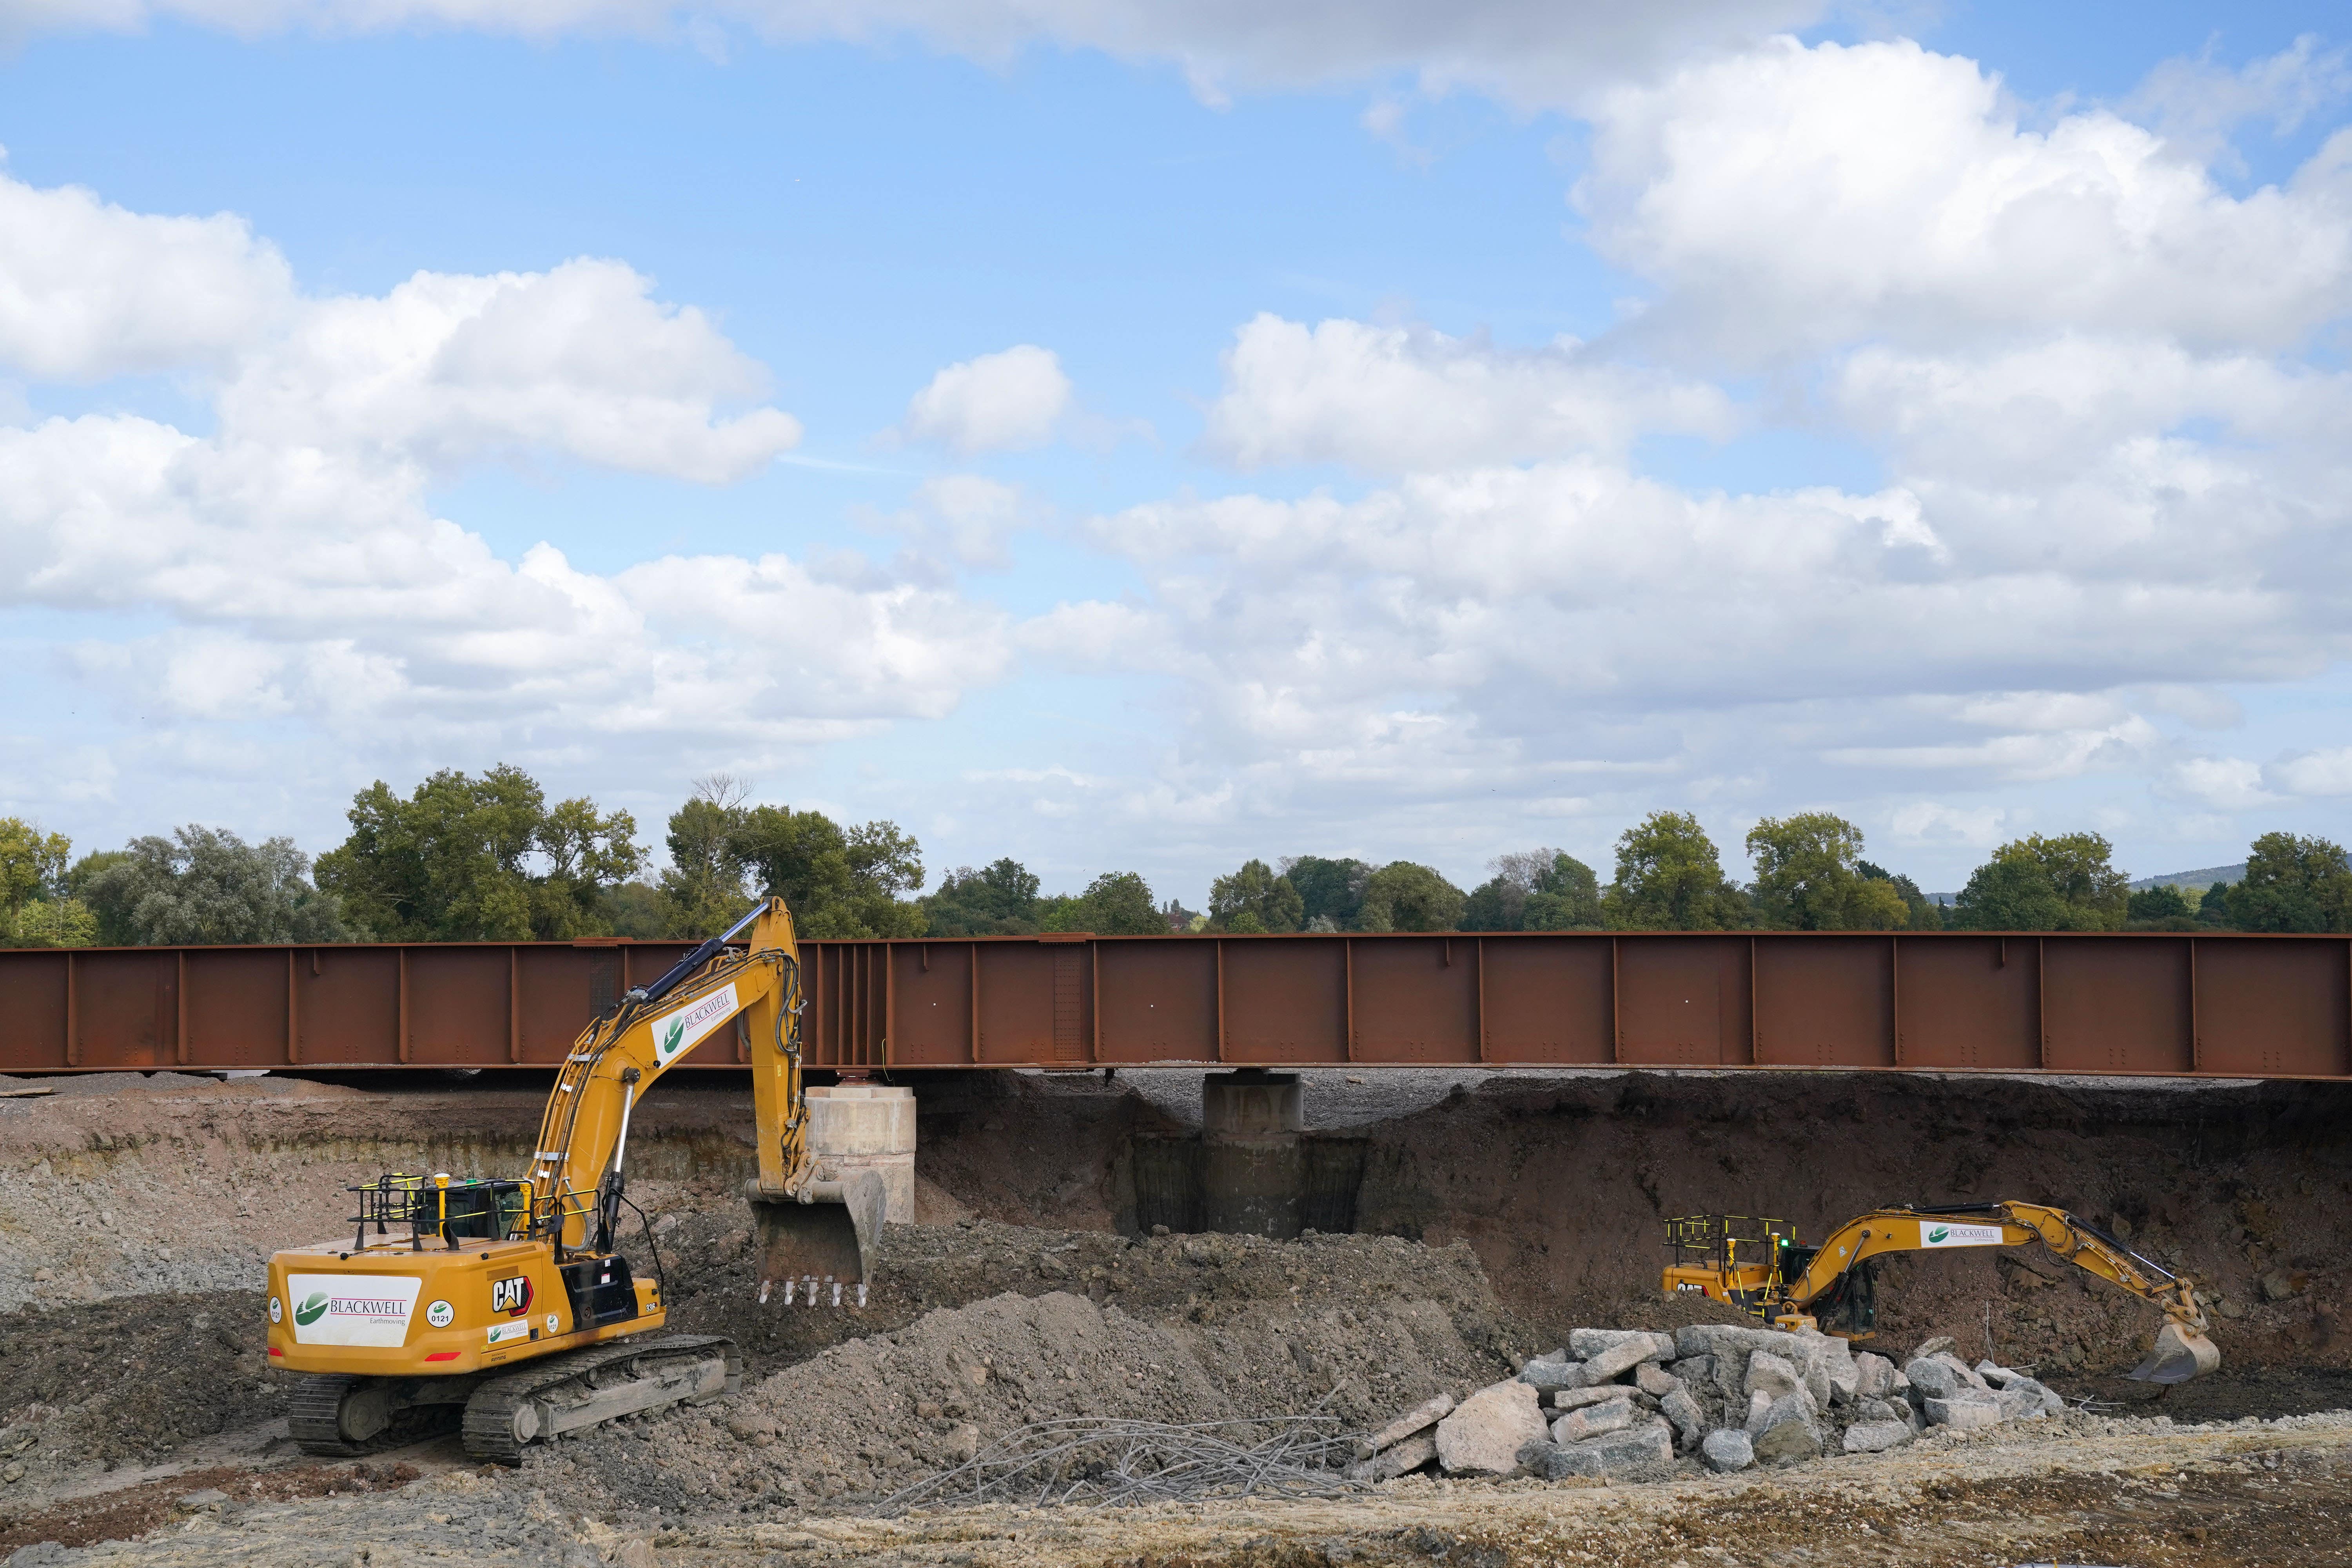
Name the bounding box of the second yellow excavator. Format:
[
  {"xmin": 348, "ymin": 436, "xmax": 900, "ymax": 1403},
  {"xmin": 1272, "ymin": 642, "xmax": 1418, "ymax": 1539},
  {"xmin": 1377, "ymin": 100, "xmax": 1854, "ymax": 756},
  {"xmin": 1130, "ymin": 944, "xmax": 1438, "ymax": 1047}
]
[
  {"xmin": 263, "ymin": 897, "xmax": 882, "ymax": 1461},
  {"xmin": 1664, "ymin": 1201, "xmax": 2220, "ymax": 1384}
]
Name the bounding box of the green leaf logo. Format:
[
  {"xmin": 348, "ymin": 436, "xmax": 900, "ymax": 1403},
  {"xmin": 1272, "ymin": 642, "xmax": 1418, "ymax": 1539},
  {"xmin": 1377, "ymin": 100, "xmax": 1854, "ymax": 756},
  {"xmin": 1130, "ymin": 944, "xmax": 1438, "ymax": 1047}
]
[
  {"xmin": 661, "ymin": 1018, "xmax": 685, "ymax": 1056},
  {"xmin": 1927, "ymin": 1225, "xmax": 1950, "ymax": 1244},
  {"xmin": 295, "ymin": 1291, "xmax": 329, "ymax": 1326}
]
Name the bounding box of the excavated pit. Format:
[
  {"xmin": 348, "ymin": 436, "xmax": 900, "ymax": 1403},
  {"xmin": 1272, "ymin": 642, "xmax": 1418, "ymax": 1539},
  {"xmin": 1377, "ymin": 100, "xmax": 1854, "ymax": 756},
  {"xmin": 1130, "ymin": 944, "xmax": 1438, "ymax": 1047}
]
[{"xmin": 2, "ymin": 1065, "xmax": 2350, "ymax": 1561}]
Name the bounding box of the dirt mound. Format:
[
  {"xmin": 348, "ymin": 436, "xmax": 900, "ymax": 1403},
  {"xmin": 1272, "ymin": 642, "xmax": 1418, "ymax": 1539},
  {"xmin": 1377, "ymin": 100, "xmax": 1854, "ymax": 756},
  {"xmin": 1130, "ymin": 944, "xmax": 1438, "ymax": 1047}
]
[
  {"xmin": 0, "ymin": 1290, "xmax": 286, "ymax": 1490},
  {"xmin": 532, "ymin": 1226, "xmax": 1518, "ymax": 1513}
]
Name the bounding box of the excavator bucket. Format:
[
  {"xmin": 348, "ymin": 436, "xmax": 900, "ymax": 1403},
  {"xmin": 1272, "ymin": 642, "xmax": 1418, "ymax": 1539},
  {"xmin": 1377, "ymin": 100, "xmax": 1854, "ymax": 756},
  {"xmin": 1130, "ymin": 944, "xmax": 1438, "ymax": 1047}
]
[
  {"xmin": 2127, "ymin": 1320, "xmax": 2221, "ymax": 1384},
  {"xmin": 747, "ymin": 1170, "xmax": 887, "ymax": 1307}
]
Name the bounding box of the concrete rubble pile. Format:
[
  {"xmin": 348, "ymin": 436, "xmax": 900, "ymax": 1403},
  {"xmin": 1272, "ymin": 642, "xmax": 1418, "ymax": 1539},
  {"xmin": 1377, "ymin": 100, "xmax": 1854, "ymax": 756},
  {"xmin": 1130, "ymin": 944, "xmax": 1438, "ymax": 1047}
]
[{"xmin": 1347, "ymin": 1327, "xmax": 2069, "ymax": 1484}]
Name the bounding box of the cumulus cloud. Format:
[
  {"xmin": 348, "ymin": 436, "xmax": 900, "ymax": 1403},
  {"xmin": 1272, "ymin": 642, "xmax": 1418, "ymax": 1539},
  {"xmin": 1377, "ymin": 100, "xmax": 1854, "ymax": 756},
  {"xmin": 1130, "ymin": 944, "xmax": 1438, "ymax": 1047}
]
[
  {"xmin": 1199, "ymin": 314, "xmax": 1736, "ymax": 472},
  {"xmin": 899, "ymin": 344, "xmax": 1071, "ymax": 454},
  {"xmin": 1579, "ymin": 37, "xmax": 2352, "ymax": 360},
  {"xmin": 0, "ymin": 166, "xmax": 292, "ymax": 379},
  {"xmin": 0, "ymin": 167, "xmax": 1009, "ymax": 786}
]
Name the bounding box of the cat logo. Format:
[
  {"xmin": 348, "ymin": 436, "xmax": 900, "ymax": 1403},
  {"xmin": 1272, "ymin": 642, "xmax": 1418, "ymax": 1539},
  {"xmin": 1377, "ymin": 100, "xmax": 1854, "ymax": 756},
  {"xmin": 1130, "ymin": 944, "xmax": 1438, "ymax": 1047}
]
[{"xmin": 491, "ymin": 1275, "xmax": 535, "ymax": 1316}]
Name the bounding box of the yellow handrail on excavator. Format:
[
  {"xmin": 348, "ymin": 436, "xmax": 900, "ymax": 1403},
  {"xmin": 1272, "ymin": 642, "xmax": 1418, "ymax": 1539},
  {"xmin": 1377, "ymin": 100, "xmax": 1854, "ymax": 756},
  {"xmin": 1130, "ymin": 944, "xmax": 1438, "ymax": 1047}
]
[{"xmin": 1664, "ymin": 1200, "xmax": 2220, "ymax": 1384}]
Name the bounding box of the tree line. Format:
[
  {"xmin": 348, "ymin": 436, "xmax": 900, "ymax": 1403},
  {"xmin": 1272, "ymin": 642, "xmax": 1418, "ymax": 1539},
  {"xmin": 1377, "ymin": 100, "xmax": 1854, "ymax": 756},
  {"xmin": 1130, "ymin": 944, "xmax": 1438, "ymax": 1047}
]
[{"xmin": 3, "ymin": 771, "xmax": 2349, "ymax": 948}]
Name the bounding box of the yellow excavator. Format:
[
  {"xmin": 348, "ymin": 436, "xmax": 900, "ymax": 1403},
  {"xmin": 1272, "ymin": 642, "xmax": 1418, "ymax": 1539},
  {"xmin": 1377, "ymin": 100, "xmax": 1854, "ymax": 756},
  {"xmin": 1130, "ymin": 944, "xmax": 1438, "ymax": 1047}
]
[
  {"xmin": 1663, "ymin": 1201, "xmax": 2220, "ymax": 1385},
  {"xmin": 265, "ymin": 898, "xmax": 884, "ymax": 1461}
]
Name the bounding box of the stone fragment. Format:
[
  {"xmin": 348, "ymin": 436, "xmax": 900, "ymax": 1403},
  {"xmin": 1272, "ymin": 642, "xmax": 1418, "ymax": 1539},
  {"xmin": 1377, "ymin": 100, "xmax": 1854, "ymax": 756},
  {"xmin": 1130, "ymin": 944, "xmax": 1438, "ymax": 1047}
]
[
  {"xmin": 1804, "ymin": 1332, "xmax": 1858, "ymax": 1405},
  {"xmin": 1535, "ymin": 1420, "xmax": 1676, "ymax": 1480},
  {"xmin": 1701, "ymin": 1427, "xmax": 1754, "ymax": 1473},
  {"xmin": 1635, "ymin": 1363, "xmax": 1681, "ymax": 1398},
  {"xmin": 1842, "ymin": 1419, "xmax": 1914, "ymax": 1454},
  {"xmin": 1347, "ymin": 1431, "xmax": 1437, "ymax": 1482},
  {"xmin": 2007, "ymin": 1377, "xmax": 2065, "ymax": 1416},
  {"xmin": 1550, "ymin": 1385, "xmax": 1627, "ymax": 1412},
  {"xmin": 1748, "ymin": 1394, "xmax": 1822, "ymax": 1465},
  {"xmin": 1569, "ymin": 1328, "xmax": 1657, "ymax": 1359},
  {"xmin": 1664, "ymin": 1354, "xmax": 1715, "ymax": 1388},
  {"xmin": 1356, "ymin": 1393, "xmax": 1455, "ymax": 1457},
  {"xmin": 1855, "ymin": 1397, "xmax": 1904, "ymax": 1424},
  {"xmin": 1745, "ymin": 1389, "xmax": 1772, "ymax": 1428},
  {"xmin": 1911, "ymin": 1334, "xmax": 1956, "ymax": 1359},
  {"xmin": 1853, "ymin": 1352, "xmax": 1896, "ymax": 1401},
  {"xmin": 1581, "ymin": 1334, "xmax": 1672, "ymax": 1385},
  {"xmin": 1924, "ymin": 1394, "xmax": 2003, "ymax": 1430},
  {"xmin": 1660, "ymin": 1388, "xmax": 1706, "ymax": 1450},
  {"xmin": 1436, "ymin": 1379, "xmax": 1551, "ymax": 1476},
  {"xmin": 1674, "ymin": 1324, "xmax": 1808, "ymax": 1364},
  {"xmin": 1746, "ymin": 1350, "xmax": 1802, "ymax": 1403},
  {"xmin": 1974, "ymin": 1359, "xmax": 2024, "ymax": 1387},
  {"xmin": 178, "ymin": 1490, "xmax": 229, "ymax": 1508},
  {"xmin": 1551, "ymin": 1397, "xmax": 1635, "ymax": 1445},
  {"xmin": 1994, "ymin": 1387, "xmax": 2049, "ymax": 1422}
]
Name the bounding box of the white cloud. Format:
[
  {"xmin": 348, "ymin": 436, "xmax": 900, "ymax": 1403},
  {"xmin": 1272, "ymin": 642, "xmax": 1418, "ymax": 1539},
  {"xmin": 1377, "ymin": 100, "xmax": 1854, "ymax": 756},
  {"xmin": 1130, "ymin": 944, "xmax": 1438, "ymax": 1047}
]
[
  {"xmin": 0, "ymin": 167, "xmax": 1010, "ymax": 788},
  {"xmin": 2126, "ymin": 34, "xmax": 2352, "ymax": 170},
  {"xmin": 865, "ymin": 474, "xmax": 1035, "ymax": 569},
  {"xmin": 0, "ymin": 165, "xmax": 291, "ymax": 379},
  {"xmin": 1579, "ymin": 37, "xmax": 2352, "ymax": 360},
  {"xmin": 10, "ymin": 1, "xmax": 1826, "ymax": 109},
  {"xmin": 899, "ymin": 344, "xmax": 1071, "ymax": 454},
  {"xmin": 2269, "ymin": 748, "xmax": 2352, "ymax": 798},
  {"xmin": 1199, "ymin": 313, "xmax": 1735, "ymax": 472},
  {"xmin": 2162, "ymin": 755, "xmax": 2276, "ymax": 810}
]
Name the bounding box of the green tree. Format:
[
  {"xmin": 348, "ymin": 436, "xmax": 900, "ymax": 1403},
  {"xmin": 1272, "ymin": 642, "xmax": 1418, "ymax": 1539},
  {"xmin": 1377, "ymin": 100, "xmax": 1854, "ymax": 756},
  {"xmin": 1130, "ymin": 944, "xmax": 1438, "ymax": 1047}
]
[
  {"xmin": 2199, "ymin": 880, "xmax": 2233, "ymax": 926},
  {"xmin": 1355, "ymin": 862, "xmax": 1467, "ymax": 932},
  {"xmin": 2227, "ymin": 832, "xmax": 2352, "ymax": 933},
  {"xmin": 1747, "ymin": 813, "xmax": 1908, "ymax": 930},
  {"xmin": 727, "ymin": 806, "xmax": 924, "ymax": 938},
  {"xmin": 655, "ymin": 776, "xmax": 753, "ymax": 936},
  {"xmin": 602, "ymin": 880, "xmax": 670, "ymax": 938},
  {"xmin": 923, "ymin": 859, "xmax": 1044, "ymax": 936},
  {"xmin": 1463, "ymin": 849, "xmax": 1602, "ymax": 931},
  {"xmin": 1281, "ymin": 856, "xmax": 1370, "ymax": 931},
  {"xmin": 1042, "ymin": 871, "xmax": 1163, "ymax": 935},
  {"xmin": 80, "ymin": 827, "xmax": 350, "ymax": 944},
  {"xmin": 2124, "ymin": 883, "xmax": 2200, "ymax": 931},
  {"xmin": 0, "ymin": 818, "xmax": 94, "ymax": 948},
  {"xmin": 1950, "ymin": 832, "xmax": 2128, "ymax": 931},
  {"xmin": 1602, "ymin": 812, "xmax": 1751, "ymax": 931},
  {"xmin": 1857, "ymin": 861, "xmax": 1942, "ymax": 931},
  {"xmin": 315, "ymin": 765, "xmax": 642, "ymax": 940},
  {"xmin": 1208, "ymin": 859, "xmax": 1303, "ymax": 933}
]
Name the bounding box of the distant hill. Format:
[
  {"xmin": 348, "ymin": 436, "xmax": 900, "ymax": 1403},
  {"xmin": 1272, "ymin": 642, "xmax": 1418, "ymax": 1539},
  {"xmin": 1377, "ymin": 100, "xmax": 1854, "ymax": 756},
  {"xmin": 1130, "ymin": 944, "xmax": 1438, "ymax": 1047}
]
[
  {"xmin": 1920, "ymin": 861, "xmax": 2242, "ymax": 907},
  {"xmin": 2129, "ymin": 864, "xmax": 2244, "ymax": 892}
]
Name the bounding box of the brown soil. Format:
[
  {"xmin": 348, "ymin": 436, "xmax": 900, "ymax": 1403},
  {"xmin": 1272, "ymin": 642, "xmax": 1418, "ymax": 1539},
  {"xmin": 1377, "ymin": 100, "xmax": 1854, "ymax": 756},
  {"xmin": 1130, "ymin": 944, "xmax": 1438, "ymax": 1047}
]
[{"xmin": 0, "ymin": 1460, "xmax": 416, "ymax": 1555}]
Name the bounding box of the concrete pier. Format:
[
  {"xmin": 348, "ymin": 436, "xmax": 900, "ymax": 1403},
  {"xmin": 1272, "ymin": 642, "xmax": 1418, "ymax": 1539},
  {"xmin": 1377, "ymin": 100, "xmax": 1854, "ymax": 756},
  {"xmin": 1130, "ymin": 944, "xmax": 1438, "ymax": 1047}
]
[{"xmin": 804, "ymin": 1083, "xmax": 916, "ymax": 1222}]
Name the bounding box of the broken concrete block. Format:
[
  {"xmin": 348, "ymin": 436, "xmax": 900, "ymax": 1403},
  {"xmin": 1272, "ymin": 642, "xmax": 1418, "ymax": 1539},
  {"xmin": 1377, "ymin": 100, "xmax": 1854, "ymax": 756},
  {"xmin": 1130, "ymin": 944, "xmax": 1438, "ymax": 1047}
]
[
  {"xmin": 1749, "ymin": 1394, "xmax": 1823, "ymax": 1465},
  {"xmin": 1356, "ymin": 1392, "xmax": 1455, "ymax": 1457},
  {"xmin": 1536, "ymin": 1420, "xmax": 1675, "ymax": 1480},
  {"xmin": 1911, "ymin": 1334, "xmax": 1956, "ymax": 1359},
  {"xmin": 1974, "ymin": 1359, "xmax": 2022, "ymax": 1386},
  {"xmin": 1853, "ymin": 1352, "xmax": 1896, "ymax": 1401},
  {"xmin": 1569, "ymin": 1328, "xmax": 1654, "ymax": 1359},
  {"xmin": 1550, "ymin": 1384, "xmax": 1628, "ymax": 1413},
  {"xmin": 1581, "ymin": 1334, "xmax": 1671, "ymax": 1385},
  {"xmin": 2006, "ymin": 1377, "xmax": 2064, "ymax": 1416},
  {"xmin": 1804, "ymin": 1332, "xmax": 1858, "ymax": 1405},
  {"xmin": 1675, "ymin": 1324, "xmax": 1807, "ymax": 1364},
  {"xmin": 1660, "ymin": 1388, "xmax": 1705, "ymax": 1450},
  {"xmin": 1635, "ymin": 1363, "xmax": 1681, "ymax": 1398},
  {"xmin": 1701, "ymin": 1427, "xmax": 1754, "ymax": 1473},
  {"xmin": 1842, "ymin": 1419, "xmax": 1914, "ymax": 1454},
  {"xmin": 1551, "ymin": 1396, "xmax": 1635, "ymax": 1445},
  {"xmin": 1746, "ymin": 1350, "xmax": 1802, "ymax": 1403},
  {"xmin": 1903, "ymin": 1356, "xmax": 1969, "ymax": 1401},
  {"xmin": 1436, "ymin": 1379, "xmax": 1551, "ymax": 1476},
  {"xmin": 1745, "ymin": 1389, "xmax": 1773, "ymax": 1429},
  {"xmin": 1924, "ymin": 1394, "xmax": 2003, "ymax": 1430},
  {"xmin": 1518, "ymin": 1359, "xmax": 1587, "ymax": 1392},
  {"xmin": 1347, "ymin": 1431, "xmax": 1437, "ymax": 1482},
  {"xmin": 1993, "ymin": 1386, "xmax": 2049, "ymax": 1422}
]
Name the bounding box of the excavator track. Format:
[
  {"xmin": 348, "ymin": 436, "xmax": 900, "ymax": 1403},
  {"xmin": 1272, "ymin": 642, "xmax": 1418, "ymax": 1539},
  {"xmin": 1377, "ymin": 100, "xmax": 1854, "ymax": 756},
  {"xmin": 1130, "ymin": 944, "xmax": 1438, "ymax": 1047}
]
[
  {"xmin": 289, "ymin": 1374, "xmax": 466, "ymax": 1457},
  {"xmin": 461, "ymin": 1334, "xmax": 739, "ymax": 1465}
]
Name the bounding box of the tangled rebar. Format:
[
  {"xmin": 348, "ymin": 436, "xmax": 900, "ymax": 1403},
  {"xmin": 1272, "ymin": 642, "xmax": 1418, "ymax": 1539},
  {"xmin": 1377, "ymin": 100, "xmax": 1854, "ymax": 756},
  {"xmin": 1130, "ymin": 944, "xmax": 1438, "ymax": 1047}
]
[{"xmin": 875, "ymin": 1414, "xmax": 1364, "ymax": 1513}]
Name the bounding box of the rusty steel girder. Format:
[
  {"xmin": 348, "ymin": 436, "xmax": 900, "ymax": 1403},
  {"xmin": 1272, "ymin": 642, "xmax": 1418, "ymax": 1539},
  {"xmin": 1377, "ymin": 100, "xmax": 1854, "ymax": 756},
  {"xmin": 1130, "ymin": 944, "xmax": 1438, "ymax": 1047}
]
[{"xmin": 2, "ymin": 931, "xmax": 2347, "ymax": 1079}]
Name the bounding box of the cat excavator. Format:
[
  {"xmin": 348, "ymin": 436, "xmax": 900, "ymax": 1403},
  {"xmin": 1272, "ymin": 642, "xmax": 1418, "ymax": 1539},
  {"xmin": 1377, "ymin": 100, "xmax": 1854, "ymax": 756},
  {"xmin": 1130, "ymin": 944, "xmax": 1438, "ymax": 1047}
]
[
  {"xmin": 264, "ymin": 897, "xmax": 884, "ymax": 1461},
  {"xmin": 1663, "ymin": 1200, "xmax": 2220, "ymax": 1385}
]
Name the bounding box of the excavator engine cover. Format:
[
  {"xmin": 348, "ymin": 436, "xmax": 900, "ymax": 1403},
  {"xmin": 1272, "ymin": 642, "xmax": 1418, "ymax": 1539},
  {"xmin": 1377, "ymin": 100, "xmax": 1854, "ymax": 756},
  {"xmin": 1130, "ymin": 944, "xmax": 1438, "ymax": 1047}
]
[
  {"xmin": 748, "ymin": 1169, "xmax": 887, "ymax": 1305},
  {"xmin": 2129, "ymin": 1320, "xmax": 2222, "ymax": 1385}
]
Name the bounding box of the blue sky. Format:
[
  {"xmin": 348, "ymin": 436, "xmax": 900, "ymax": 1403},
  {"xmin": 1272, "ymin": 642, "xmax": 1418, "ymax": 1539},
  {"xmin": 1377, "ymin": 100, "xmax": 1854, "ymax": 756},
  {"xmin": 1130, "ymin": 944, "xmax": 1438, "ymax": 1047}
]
[{"xmin": 4, "ymin": 0, "xmax": 2350, "ymax": 905}]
